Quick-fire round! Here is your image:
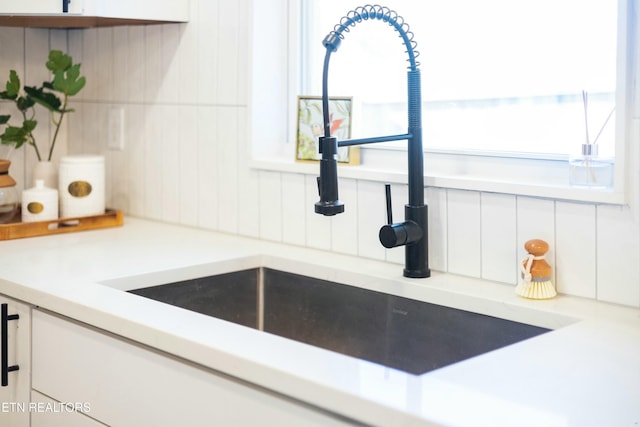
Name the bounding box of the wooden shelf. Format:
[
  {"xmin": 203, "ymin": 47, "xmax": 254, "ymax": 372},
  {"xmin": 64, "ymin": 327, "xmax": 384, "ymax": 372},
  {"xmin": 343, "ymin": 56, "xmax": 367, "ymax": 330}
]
[{"xmin": 0, "ymin": 209, "xmax": 123, "ymax": 240}]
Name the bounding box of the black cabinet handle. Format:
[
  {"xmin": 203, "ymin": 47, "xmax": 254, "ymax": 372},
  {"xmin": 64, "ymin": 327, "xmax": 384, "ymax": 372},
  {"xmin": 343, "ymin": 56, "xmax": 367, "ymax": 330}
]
[
  {"xmin": 63, "ymin": 0, "xmax": 70, "ymax": 13},
  {"xmin": 1, "ymin": 303, "xmax": 20, "ymax": 387}
]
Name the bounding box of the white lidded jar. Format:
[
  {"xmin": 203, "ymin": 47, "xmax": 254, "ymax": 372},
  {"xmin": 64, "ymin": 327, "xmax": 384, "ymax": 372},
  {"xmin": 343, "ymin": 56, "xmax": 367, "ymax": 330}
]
[
  {"xmin": 59, "ymin": 155, "xmax": 105, "ymax": 218},
  {"xmin": 22, "ymin": 179, "xmax": 59, "ymax": 222}
]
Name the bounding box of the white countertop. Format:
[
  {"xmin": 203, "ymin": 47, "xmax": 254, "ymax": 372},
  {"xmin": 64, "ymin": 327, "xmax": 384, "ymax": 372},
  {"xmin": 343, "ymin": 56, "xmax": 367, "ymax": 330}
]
[{"xmin": 1, "ymin": 217, "xmax": 639, "ymax": 426}]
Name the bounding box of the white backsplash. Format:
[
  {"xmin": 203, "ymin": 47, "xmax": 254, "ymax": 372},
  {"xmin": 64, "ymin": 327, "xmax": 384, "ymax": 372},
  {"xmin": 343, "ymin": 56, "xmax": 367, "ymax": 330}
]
[{"xmin": 1, "ymin": 0, "xmax": 639, "ymax": 308}]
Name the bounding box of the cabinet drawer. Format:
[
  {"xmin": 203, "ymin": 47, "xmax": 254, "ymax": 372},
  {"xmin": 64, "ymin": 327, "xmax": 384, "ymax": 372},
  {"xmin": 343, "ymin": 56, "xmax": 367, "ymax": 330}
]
[
  {"xmin": 31, "ymin": 391, "xmax": 101, "ymax": 427},
  {"xmin": 32, "ymin": 309, "xmax": 354, "ymax": 427}
]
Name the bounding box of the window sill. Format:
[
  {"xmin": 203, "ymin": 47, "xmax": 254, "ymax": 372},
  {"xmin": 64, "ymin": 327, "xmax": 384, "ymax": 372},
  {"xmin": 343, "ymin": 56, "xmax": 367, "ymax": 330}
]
[{"xmin": 250, "ymin": 155, "xmax": 626, "ymax": 205}]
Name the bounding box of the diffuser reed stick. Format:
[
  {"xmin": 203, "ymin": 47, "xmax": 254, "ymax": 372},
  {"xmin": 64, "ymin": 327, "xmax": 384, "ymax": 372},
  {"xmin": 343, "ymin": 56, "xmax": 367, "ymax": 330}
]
[
  {"xmin": 582, "ymin": 90, "xmax": 590, "ymax": 145},
  {"xmin": 581, "ymin": 90, "xmax": 615, "ymax": 146},
  {"xmin": 591, "ymin": 105, "xmax": 616, "ymax": 145},
  {"xmin": 571, "ymin": 90, "xmax": 616, "ymax": 187}
]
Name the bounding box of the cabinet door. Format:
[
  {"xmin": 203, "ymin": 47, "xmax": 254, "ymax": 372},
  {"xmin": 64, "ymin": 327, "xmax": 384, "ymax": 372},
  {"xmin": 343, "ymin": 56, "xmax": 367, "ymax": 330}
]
[
  {"xmin": 0, "ymin": 295, "xmax": 31, "ymax": 427},
  {"xmin": 82, "ymin": 0, "xmax": 189, "ymax": 22},
  {"xmin": 32, "ymin": 309, "xmax": 356, "ymax": 427},
  {"xmin": 0, "ymin": 0, "xmax": 83, "ymax": 14},
  {"xmin": 0, "ymin": 0, "xmax": 187, "ymax": 22}
]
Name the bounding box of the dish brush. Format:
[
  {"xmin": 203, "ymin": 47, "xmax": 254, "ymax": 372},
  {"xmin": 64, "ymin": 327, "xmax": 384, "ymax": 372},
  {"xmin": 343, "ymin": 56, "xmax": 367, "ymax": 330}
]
[{"xmin": 516, "ymin": 239, "xmax": 557, "ymax": 299}]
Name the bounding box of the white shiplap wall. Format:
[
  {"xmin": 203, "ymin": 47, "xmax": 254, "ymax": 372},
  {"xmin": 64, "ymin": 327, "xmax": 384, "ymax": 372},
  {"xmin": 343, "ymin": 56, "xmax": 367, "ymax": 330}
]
[{"xmin": 1, "ymin": 0, "xmax": 639, "ymax": 308}]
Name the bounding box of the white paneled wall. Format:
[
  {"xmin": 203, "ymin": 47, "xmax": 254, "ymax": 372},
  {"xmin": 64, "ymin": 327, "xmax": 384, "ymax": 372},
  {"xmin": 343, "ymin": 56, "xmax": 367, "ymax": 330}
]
[
  {"xmin": 447, "ymin": 190, "xmax": 482, "ymax": 278},
  {"xmin": 481, "ymin": 193, "xmax": 517, "ymax": 284},
  {"xmin": 1, "ymin": 0, "xmax": 639, "ymax": 308},
  {"xmin": 556, "ymin": 202, "xmax": 597, "ymax": 298}
]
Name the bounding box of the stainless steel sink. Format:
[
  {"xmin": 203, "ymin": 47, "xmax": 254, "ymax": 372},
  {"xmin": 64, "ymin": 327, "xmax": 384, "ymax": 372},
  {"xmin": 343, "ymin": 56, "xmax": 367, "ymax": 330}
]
[{"xmin": 126, "ymin": 267, "xmax": 550, "ymax": 375}]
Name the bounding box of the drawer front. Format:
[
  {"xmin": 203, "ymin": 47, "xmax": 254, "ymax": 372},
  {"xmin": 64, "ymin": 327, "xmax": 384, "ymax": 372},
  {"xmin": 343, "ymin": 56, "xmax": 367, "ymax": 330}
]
[
  {"xmin": 32, "ymin": 309, "xmax": 355, "ymax": 427},
  {"xmin": 31, "ymin": 391, "xmax": 101, "ymax": 427}
]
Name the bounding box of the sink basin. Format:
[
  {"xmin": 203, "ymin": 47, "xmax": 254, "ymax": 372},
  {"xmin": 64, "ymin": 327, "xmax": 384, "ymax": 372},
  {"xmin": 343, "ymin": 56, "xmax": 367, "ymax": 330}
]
[{"xmin": 125, "ymin": 267, "xmax": 550, "ymax": 375}]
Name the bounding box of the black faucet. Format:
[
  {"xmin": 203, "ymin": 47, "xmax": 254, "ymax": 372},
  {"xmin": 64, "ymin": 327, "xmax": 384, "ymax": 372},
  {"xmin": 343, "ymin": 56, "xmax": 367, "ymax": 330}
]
[{"xmin": 314, "ymin": 5, "xmax": 430, "ymax": 278}]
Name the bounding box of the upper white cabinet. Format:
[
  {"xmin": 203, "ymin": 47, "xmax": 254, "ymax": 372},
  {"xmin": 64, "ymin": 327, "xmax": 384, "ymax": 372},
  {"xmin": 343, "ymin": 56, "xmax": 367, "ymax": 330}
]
[
  {"xmin": 0, "ymin": 0, "xmax": 83, "ymax": 14},
  {"xmin": 0, "ymin": 0, "xmax": 189, "ymax": 27}
]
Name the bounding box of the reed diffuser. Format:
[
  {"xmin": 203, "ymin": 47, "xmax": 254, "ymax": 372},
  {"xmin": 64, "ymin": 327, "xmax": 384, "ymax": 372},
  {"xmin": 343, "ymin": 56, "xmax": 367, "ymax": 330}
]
[{"xmin": 569, "ymin": 91, "xmax": 615, "ymax": 188}]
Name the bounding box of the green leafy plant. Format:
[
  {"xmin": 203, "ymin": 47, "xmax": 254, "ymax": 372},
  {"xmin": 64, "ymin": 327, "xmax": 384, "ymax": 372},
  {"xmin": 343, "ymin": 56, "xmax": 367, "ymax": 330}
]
[{"xmin": 0, "ymin": 50, "xmax": 86, "ymax": 161}]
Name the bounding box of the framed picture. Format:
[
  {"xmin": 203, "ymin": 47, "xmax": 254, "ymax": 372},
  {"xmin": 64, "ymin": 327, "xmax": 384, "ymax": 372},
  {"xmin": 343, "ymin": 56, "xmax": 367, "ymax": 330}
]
[{"xmin": 296, "ymin": 96, "xmax": 358, "ymax": 164}]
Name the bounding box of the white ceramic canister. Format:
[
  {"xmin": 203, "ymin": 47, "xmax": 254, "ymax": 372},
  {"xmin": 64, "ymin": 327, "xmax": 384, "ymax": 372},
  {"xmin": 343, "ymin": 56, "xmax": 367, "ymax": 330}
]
[
  {"xmin": 22, "ymin": 179, "xmax": 59, "ymax": 222},
  {"xmin": 59, "ymin": 155, "xmax": 105, "ymax": 218}
]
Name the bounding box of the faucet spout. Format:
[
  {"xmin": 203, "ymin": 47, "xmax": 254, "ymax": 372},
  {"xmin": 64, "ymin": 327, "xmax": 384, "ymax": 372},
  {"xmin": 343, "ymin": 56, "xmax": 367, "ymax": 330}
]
[{"xmin": 314, "ymin": 5, "xmax": 430, "ymax": 278}]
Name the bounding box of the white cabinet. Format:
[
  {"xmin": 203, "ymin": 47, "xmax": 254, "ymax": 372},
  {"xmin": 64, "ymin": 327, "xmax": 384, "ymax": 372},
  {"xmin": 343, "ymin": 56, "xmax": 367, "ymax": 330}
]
[
  {"xmin": 81, "ymin": 0, "xmax": 189, "ymax": 22},
  {"xmin": 0, "ymin": 0, "xmax": 83, "ymax": 14},
  {"xmin": 32, "ymin": 309, "xmax": 356, "ymax": 427},
  {"xmin": 31, "ymin": 391, "xmax": 103, "ymax": 427},
  {"xmin": 0, "ymin": 0, "xmax": 189, "ymax": 27},
  {"xmin": 0, "ymin": 294, "xmax": 31, "ymax": 427}
]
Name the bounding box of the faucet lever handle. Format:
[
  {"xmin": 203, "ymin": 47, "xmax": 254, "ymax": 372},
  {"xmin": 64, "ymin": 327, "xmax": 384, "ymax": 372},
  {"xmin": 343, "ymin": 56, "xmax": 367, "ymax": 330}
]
[
  {"xmin": 380, "ymin": 184, "xmax": 423, "ymax": 249},
  {"xmin": 385, "ymin": 183, "xmax": 393, "ymax": 225}
]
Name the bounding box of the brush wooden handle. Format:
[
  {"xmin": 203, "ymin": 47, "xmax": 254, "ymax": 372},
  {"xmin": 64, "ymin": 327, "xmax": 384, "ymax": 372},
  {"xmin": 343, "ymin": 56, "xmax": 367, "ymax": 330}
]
[
  {"xmin": 524, "ymin": 239, "xmax": 549, "ymax": 257},
  {"xmin": 523, "ymin": 239, "xmax": 552, "ymax": 279}
]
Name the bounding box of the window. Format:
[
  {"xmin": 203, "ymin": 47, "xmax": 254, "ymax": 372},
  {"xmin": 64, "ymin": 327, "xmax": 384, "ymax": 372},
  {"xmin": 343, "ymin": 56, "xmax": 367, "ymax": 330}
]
[
  {"xmin": 251, "ymin": 0, "xmax": 637, "ymax": 204},
  {"xmin": 301, "ymin": 0, "xmax": 618, "ymax": 157}
]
